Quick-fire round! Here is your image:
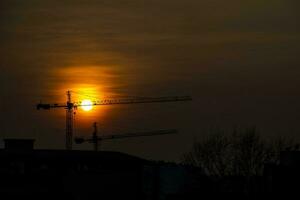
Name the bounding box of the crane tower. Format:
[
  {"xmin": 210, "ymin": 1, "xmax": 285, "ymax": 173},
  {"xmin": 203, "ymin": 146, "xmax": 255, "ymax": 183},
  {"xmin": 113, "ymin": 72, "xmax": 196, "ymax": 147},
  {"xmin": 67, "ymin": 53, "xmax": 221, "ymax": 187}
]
[{"xmin": 75, "ymin": 122, "xmax": 178, "ymax": 151}]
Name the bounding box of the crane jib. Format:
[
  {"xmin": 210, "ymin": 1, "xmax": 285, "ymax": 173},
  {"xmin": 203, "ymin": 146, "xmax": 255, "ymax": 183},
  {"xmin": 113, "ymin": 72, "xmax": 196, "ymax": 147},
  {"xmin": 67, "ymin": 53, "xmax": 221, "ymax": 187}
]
[
  {"xmin": 88, "ymin": 96, "xmax": 192, "ymax": 106},
  {"xmin": 36, "ymin": 103, "xmax": 67, "ymax": 110},
  {"xmin": 74, "ymin": 129, "xmax": 178, "ymax": 144}
]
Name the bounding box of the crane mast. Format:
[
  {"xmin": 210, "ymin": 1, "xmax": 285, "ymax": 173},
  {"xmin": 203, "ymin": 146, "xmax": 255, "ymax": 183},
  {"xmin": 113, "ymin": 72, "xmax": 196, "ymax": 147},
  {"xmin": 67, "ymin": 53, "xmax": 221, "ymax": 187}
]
[
  {"xmin": 37, "ymin": 90, "xmax": 191, "ymax": 150},
  {"xmin": 92, "ymin": 122, "xmax": 99, "ymax": 151},
  {"xmin": 66, "ymin": 91, "xmax": 74, "ymax": 150}
]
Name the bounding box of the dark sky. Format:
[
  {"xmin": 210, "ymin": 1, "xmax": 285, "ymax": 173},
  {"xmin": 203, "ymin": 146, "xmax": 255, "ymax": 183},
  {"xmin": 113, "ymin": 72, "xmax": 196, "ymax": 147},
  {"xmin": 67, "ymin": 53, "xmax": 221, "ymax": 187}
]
[{"xmin": 1, "ymin": 0, "xmax": 300, "ymax": 161}]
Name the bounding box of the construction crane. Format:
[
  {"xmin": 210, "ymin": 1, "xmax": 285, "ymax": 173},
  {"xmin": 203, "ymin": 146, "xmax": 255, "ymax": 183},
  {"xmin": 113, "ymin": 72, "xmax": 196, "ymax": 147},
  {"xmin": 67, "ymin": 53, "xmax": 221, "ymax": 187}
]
[
  {"xmin": 75, "ymin": 122, "xmax": 178, "ymax": 151},
  {"xmin": 37, "ymin": 90, "xmax": 192, "ymax": 150}
]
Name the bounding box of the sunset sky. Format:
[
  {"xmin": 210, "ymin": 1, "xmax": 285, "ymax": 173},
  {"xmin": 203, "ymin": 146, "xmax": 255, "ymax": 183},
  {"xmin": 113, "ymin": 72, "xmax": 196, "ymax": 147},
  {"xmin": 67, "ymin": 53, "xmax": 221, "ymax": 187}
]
[{"xmin": 1, "ymin": 0, "xmax": 300, "ymax": 161}]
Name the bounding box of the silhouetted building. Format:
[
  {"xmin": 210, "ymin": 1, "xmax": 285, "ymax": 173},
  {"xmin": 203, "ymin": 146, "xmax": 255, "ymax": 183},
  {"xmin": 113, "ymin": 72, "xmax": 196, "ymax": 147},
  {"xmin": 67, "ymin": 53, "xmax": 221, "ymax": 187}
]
[
  {"xmin": 264, "ymin": 151, "xmax": 300, "ymax": 198},
  {"xmin": 143, "ymin": 163, "xmax": 208, "ymax": 200},
  {"xmin": 0, "ymin": 139, "xmax": 206, "ymax": 200},
  {"xmin": 4, "ymin": 139, "xmax": 35, "ymax": 150},
  {"xmin": 0, "ymin": 139, "xmax": 150, "ymax": 199}
]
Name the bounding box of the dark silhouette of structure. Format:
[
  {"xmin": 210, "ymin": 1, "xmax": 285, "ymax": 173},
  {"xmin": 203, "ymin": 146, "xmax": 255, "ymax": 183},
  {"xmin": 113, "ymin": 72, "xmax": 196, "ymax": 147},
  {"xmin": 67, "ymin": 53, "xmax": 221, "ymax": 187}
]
[
  {"xmin": 264, "ymin": 151, "xmax": 300, "ymax": 198},
  {"xmin": 37, "ymin": 90, "xmax": 192, "ymax": 150},
  {"xmin": 75, "ymin": 122, "xmax": 178, "ymax": 151},
  {"xmin": 0, "ymin": 139, "xmax": 150, "ymax": 199},
  {"xmin": 2, "ymin": 138, "xmax": 299, "ymax": 199},
  {"xmin": 3, "ymin": 139, "xmax": 35, "ymax": 150},
  {"xmin": 0, "ymin": 139, "xmax": 204, "ymax": 200}
]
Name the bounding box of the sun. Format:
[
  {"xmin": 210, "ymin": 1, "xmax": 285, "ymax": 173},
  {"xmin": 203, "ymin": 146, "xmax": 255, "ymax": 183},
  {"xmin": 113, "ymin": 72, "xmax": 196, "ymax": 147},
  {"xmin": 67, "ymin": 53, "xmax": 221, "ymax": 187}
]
[{"xmin": 81, "ymin": 99, "xmax": 93, "ymax": 111}]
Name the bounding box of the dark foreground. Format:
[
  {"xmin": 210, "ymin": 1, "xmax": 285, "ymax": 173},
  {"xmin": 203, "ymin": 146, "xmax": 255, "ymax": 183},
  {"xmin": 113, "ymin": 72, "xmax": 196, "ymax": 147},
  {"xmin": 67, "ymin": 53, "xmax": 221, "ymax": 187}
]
[{"xmin": 0, "ymin": 139, "xmax": 299, "ymax": 199}]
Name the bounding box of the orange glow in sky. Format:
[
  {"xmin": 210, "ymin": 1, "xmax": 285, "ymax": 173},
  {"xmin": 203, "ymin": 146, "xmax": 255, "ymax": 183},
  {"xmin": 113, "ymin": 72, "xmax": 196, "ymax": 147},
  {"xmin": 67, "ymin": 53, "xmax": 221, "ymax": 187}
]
[{"xmin": 46, "ymin": 66, "xmax": 118, "ymax": 127}]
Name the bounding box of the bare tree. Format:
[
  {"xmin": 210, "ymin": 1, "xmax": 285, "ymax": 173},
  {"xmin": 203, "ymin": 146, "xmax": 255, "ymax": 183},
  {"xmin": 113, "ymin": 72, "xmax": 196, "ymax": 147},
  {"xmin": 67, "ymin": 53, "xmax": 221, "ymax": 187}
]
[
  {"xmin": 230, "ymin": 128, "xmax": 269, "ymax": 176},
  {"xmin": 267, "ymin": 136, "xmax": 300, "ymax": 164},
  {"xmin": 183, "ymin": 132, "xmax": 230, "ymax": 176},
  {"xmin": 182, "ymin": 128, "xmax": 232, "ymax": 177},
  {"xmin": 182, "ymin": 127, "xmax": 299, "ymax": 177}
]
